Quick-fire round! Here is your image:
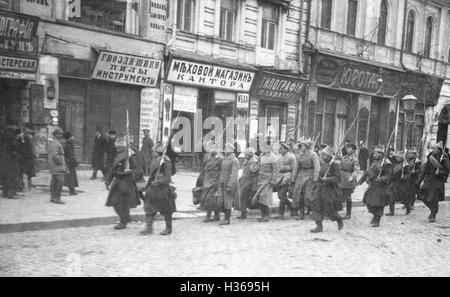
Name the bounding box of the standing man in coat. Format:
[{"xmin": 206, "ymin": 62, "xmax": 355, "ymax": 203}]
[
  {"xmin": 20, "ymin": 124, "xmax": 36, "ymax": 190},
  {"xmin": 218, "ymin": 143, "xmax": 240, "ymax": 225},
  {"xmin": 275, "ymin": 143, "xmax": 297, "ymax": 219},
  {"xmin": 62, "ymin": 132, "xmax": 79, "ymax": 196},
  {"xmin": 141, "ymin": 143, "xmax": 176, "ymax": 236},
  {"xmin": 310, "ymin": 146, "xmax": 344, "ymax": 233},
  {"xmin": 141, "ymin": 129, "xmax": 154, "ymax": 175},
  {"xmin": 358, "ymin": 141, "xmax": 369, "ymax": 172},
  {"xmin": 416, "ymin": 143, "xmax": 450, "ymax": 223},
  {"xmin": 200, "ymin": 143, "xmax": 223, "ymax": 222},
  {"xmin": 386, "ymin": 152, "xmax": 411, "ymax": 216},
  {"xmin": 105, "ymin": 136, "xmax": 144, "ymax": 230},
  {"xmin": 91, "ymin": 127, "xmax": 107, "ymax": 180},
  {"xmin": 406, "ymin": 147, "xmax": 421, "ymax": 209},
  {"xmin": 48, "ymin": 128, "xmax": 68, "ymax": 205},
  {"xmin": 358, "ymin": 146, "xmax": 391, "ymax": 227},
  {"xmin": 237, "ymin": 148, "xmax": 259, "ymax": 220},
  {"xmin": 338, "ymin": 143, "xmax": 360, "ymax": 219},
  {"xmin": 1, "ymin": 126, "xmax": 23, "ymax": 199},
  {"xmin": 253, "ymin": 142, "xmax": 279, "ymax": 222},
  {"xmin": 105, "ymin": 130, "xmax": 117, "ymax": 176}
]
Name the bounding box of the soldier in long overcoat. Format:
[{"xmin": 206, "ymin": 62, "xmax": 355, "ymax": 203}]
[
  {"xmin": 91, "ymin": 127, "xmax": 108, "ymax": 180},
  {"xmin": 252, "ymin": 144, "xmax": 279, "ymax": 222},
  {"xmin": 237, "ymin": 148, "xmax": 259, "ymax": 219},
  {"xmin": 292, "ymin": 140, "xmax": 320, "ymax": 220},
  {"xmin": 141, "ymin": 143, "xmax": 176, "ymax": 236},
  {"xmin": 310, "ymin": 146, "xmax": 344, "ymax": 233},
  {"xmin": 275, "ymin": 143, "xmax": 297, "ymax": 219},
  {"xmin": 105, "ymin": 131, "xmax": 117, "ymax": 176},
  {"xmin": 217, "ymin": 143, "xmax": 240, "ymax": 225},
  {"xmin": 338, "ymin": 143, "xmax": 360, "ymax": 219},
  {"xmin": 140, "ymin": 129, "xmax": 154, "ymax": 175},
  {"xmin": 358, "ymin": 146, "xmax": 391, "ymax": 227},
  {"xmin": 406, "ymin": 147, "xmax": 421, "ymax": 208},
  {"xmin": 386, "ymin": 152, "xmax": 411, "ymax": 216},
  {"xmin": 416, "ymin": 143, "xmax": 450, "ymax": 223},
  {"xmin": 200, "ymin": 144, "xmax": 223, "ymax": 222},
  {"xmin": 105, "ymin": 137, "xmax": 144, "ymax": 230},
  {"xmin": 63, "ymin": 132, "xmax": 79, "ymax": 196}
]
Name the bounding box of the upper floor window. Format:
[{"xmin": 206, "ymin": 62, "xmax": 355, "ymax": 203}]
[
  {"xmin": 260, "ymin": 3, "xmax": 279, "ymax": 50},
  {"xmin": 346, "ymin": 0, "xmax": 357, "ymax": 36},
  {"xmin": 405, "ymin": 10, "xmax": 415, "ymax": 53},
  {"xmin": 321, "ymin": 0, "xmax": 332, "ymax": 30},
  {"xmin": 424, "ymin": 16, "xmax": 434, "ymax": 58},
  {"xmin": 68, "ymin": 0, "xmax": 141, "ymax": 35},
  {"xmin": 177, "ymin": 0, "xmax": 195, "ymax": 32},
  {"xmin": 377, "ymin": 0, "xmax": 388, "ymax": 45},
  {"xmin": 220, "ymin": 0, "xmax": 238, "ymax": 41},
  {"xmin": 0, "ymin": 0, "xmax": 12, "ymax": 10}
]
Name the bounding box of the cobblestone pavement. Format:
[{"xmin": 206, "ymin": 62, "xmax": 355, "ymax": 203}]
[{"xmin": 1, "ymin": 202, "xmax": 450, "ymax": 277}]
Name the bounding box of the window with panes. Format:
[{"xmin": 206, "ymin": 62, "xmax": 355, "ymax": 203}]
[
  {"xmin": 177, "ymin": 0, "xmax": 195, "ymax": 32},
  {"xmin": 405, "ymin": 11, "xmax": 415, "ymax": 53},
  {"xmin": 347, "ymin": 0, "xmax": 357, "ymax": 36},
  {"xmin": 321, "ymin": 0, "xmax": 332, "ymax": 29},
  {"xmin": 377, "ymin": 0, "xmax": 388, "ymax": 45},
  {"xmin": 424, "ymin": 17, "xmax": 433, "ymax": 58},
  {"xmin": 261, "ymin": 3, "xmax": 278, "ymax": 50},
  {"xmin": 220, "ymin": 0, "xmax": 238, "ymax": 41}
]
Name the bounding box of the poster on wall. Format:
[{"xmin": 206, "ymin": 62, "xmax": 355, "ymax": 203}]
[
  {"xmin": 139, "ymin": 88, "xmax": 160, "ymax": 150},
  {"xmin": 249, "ymin": 99, "xmax": 259, "ymax": 144},
  {"xmin": 38, "ymin": 56, "xmax": 59, "ymax": 109},
  {"xmin": 145, "ymin": 0, "xmax": 168, "ymax": 43},
  {"xmin": 162, "ymin": 83, "xmax": 173, "ymax": 143},
  {"xmin": 287, "ymin": 104, "xmax": 297, "ymax": 141},
  {"xmin": 173, "ymin": 86, "xmax": 198, "ymax": 113}
]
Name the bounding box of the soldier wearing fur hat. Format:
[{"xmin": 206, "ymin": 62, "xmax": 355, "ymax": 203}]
[
  {"xmin": 406, "ymin": 147, "xmax": 421, "ymax": 208},
  {"xmin": 48, "ymin": 128, "xmax": 68, "ymax": 204},
  {"xmin": 386, "ymin": 151, "xmax": 412, "ymax": 216},
  {"xmin": 310, "ymin": 146, "xmax": 344, "ymax": 233},
  {"xmin": 141, "ymin": 142, "xmax": 177, "ymax": 235},
  {"xmin": 416, "ymin": 143, "xmax": 449, "ymax": 223},
  {"xmin": 358, "ymin": 145, "xmax": 391, "ymax": 227},
  {"xmin": 237, "ymin": 148, "xmax": 259, "ymax": 220},
  {"xmin": 338, "ymin": 143, "xmax": 360, "ymax": 220},
  {"xmin": 275, "ymin": 143, "xmax": 297, "ymax": 219},
  {"xmin": 292, "ymin": 140, "xmax": 321, "ymax": 220},
  {"xmin": 105, "ymin": 136, "xmax": 144, "ymax": 230}
]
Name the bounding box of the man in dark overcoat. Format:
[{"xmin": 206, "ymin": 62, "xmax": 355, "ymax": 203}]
[
  {"xmin": 91, "ymin": 127, "xmax": 107, "ymax": 180},
  {"xmin": 20, "ymin": 125, "xmax": 36, "ymax": 190},
  {"xmin": 63, "ymin": 132, "xmax": 79, "ymax": 195},
  {"xmin": 386, "ymin": 152, "xmax": 411, "ymax": 216},
  {"xmin": 0, "ymin": 126, "xmax": 22, "ymax": 199},
  {"xmin": 140, "ymin": 129, "xmax": 154, "ymax": 175},
  {"xmin": 105, "ymin": 137, "xmax": 144, "ymax": 230},
  {"xmin": 105, "ymin": 130, "xmax": 117, "ymax": 176},
  {"xmin": 237, "ymin": 148, "xmax": 259, "ymax": 219}
]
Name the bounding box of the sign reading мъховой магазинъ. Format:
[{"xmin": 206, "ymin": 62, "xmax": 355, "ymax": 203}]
[
  {"xmin": 92, "ymin": 51, "xmax": 162, "ymax": 87},
  {"xmin": 167, "ymin": 59, "xmax": 255, "ymax": 92}
]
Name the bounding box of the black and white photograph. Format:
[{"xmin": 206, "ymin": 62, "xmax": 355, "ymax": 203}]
[{"xmin": 1, "ymin": 0, "xmax": 450, "ymax": 282}]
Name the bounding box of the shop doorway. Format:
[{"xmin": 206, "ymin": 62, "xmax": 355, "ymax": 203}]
[
  {"xmin": 260, "ymin": 103, "xmax": 285, "ymax": 143},
  {"xmin": 0, "ymin": 79, "xmax": 26, "ymax": 127}
]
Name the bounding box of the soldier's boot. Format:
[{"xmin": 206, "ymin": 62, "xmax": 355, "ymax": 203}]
[
  {"xmin": 213, "ymin": 211, "xmax": 221, "ymax": 221},
  {"xmin": 372, "ymin": 215, "xmax": 381, "ymax": 228},
  {"xmin": 290, "ymin": 208, "xmax": 298, "ymax": 217},
  {"xmin": 257, "ymin": 208, "xmax": 270, "ymax": 222},
  {"xmin": 236, "ymin": 210, "xmax": 247, "ymax": 220},
  {"xmin": 370, "ymin": 215, "xmax": 376, "ymax": 225},
  {"xmin": 405, "ymin": 204, "xmax": 412, "ymax": 216},
  {"xmin": 310, "ymin": 221, "xmax": 323, "ymax": 233},
  {"xmin": 90, "ymin": 170, "xmax": 98, "ymax": 180},
  {"xmin": 114, "ymin": 222, "xmax": 127, "ymax": 230},
  {"xmin": 343, "ymin": 200, "xmax": 352, "ymax": 220},
  {"xmin": 275, "ymin": 205, "xmax": 285, "ymax": 220},
  {"xmin": 140, "ymin": 214, "xmax": 155, "ymax": 236},
  {"xmin": 160, "ymin": 214, "xmax": 173, "ymax": 236},
  {"xmin": 220, "ymin": 210, "xmax": 231, "ymax": 225},
  {"xmin": 203, "ymin": 211, "xmax": 214, "ymax": 223},
  {"xmin": 336, "ymin": 216, "xmax": 344, "ymax": 231},
  {"xmin": 429, "ymin": 212, "xmax": 437, "ymax": 223},
  {"xmin": 386, "ymin": 203, "xmax": 395, "ymax": 216},
  {"xmin": 306, "ymin": 206, "xmax": 312, "ymax": 216},
  {"xmin": 296, "ymin": 208, "xmax": 305, "ymax": 221}
]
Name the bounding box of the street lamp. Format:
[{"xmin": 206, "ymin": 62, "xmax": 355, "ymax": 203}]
[
  {"xmin": 401, "ymin": 95, "xmax": 418, "ymax": 149},
  {"xmin": 401, "ymin": 95, "xmax": 418, "ymax": 111}
]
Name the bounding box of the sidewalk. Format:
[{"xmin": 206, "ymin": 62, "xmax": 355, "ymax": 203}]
[{"xmin": 1, "ymin": 169, "xmax": 449, "ymax": 233}]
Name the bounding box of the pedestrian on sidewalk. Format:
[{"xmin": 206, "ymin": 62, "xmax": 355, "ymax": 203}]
[
  {"xmin": 406, "ymin": 147, "xmax": 421, "ymax": 209},
  {"xmin": 292, "ymin": 140, "xmax": 320, "ymax": 220},
  {"xmin": 416, "ymin": 143, "xmax": 449, "ymax": 223},
  {"xmin": 0, "ymin": 126, "xmax": 23, "ymax": 199},
  {"xmin": 275, "ymin": 143, "xmax": 297, "ymax": 219},
  {"xmin": 217, "ymin": 143, "xmax": 240, "ymax": 225},
  {"xmin": 200, "ymin": 142, "xmax": 223, "ymax": 223},
  {"xmin": 252, "ymin": 142, "xmax": 279, "ymax": 223},
  {"xmin": 48, "ymin": 128, "xmax": 68, "ymax": 205},
  {"xmin": 310, "ymin": 146, "xmax": 344, "ymax": 233},
  {"xmin": 358, "ymin": 141, "xmax": 369, "ymax": 172},
  {"xmin": 19, "ymin": 124, "xmax": 37, "ymax": 190},
  {"xmin": 105, "ymin": 137, "xmax": 143, "ymax": 230},
  {"xmin": 358, "ymin": 146, "xmax": 391, "ymax": 227},
  {"xmin": 386, "ymin": 152, "xmax": 411, "ymax": 216},
  {"xmin": 237, "ymin": 148, "xmax": 259, "ymax": 220},
  {"xmin": 62, "ymin": 132, "xmax": 79, "ymax": 196},
  {"xmin": 105, "ymin": 130, "xmax": 117, "ymax": 176},
  {"xmin": 140, "ymin": 129, "xmax": 154, "ymax": 175},
  {"xmin": 338, "ymin": 143, "xmax": 360, "ymax": 220},
  {"xmin": 141, "ymin": 143, "xmax": 177, "ymax": 236},
  {"xmin": 91, "ymin": 127, "xmax": 107, "ymax": 180}
]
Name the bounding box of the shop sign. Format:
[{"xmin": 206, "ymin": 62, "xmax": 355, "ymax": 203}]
[
  {"xmin": 315, "ymin": 58, "xmax": 339, "ymax": 85},
  {"xmin": 0, "ymin": 55, "xmax": 37, "ymax": 72},
  {"xmin": 146, "ymin": 0, "xmax": 168, "ymax": 43},
  {"xmin": 0, "ymin": 70, "xmax": 35, "ymax": 80},
  {"xmin": 237, "ymin": 93, "xmax": 249, "ymax": 109},
  {"xmin": 139, "ymin": 88, "xmax": 160, "ymax": 149},
  {"xmin": 162, "ymin": 84, "xmax": 173, "ymax": 143},
  {"xmin": 167, "ymin": 59, "xmax": 255, "ymax": 92},
  {"xmin": 0, "ymin": 10, "xmax": 39, "ymax": 57},
  {"xmin": 59, "ymin": 57, "xmax": 91, "ymax": 79},
  {"xmin": 339, "ymin": 64, "xmax": 382, "ymax": 94},
  {"xmin": 92, "ymin": 51, "xmax": 161, "ymax": 87},
  {"xmin": 20, "ymin": 0, "xmax": 53, "ymax": 19},
  {"xmin": 251, "ymin": 72, "xmax": 306, "ymax": 102},
  {"xmin": 173, "ymin": 85, "xmax": 198, "ymax": 113}
]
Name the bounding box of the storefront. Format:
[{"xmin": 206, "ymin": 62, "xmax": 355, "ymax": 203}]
[
  {"xmin": 0, "ymin": 9, "xmax": 39, "ymax": 129},
  {"xmin": 305, "ymin": 53, "xmax": 443, "ymax": 152},
  {"xmin": 165, "ymin": 52, "xmax": 256, "ymax": 168}
]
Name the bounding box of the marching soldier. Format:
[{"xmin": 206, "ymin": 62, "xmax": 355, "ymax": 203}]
[
  {"xmin": 237, "ymin": 148, "xmax": 259, "ymax": 220},
  {"xmin": 292, "ymin": 140, "xmax": 320, "ymax": 220},
  {"xmin": 200, "ymin": 143, "xmax": 223, "ymax": 222},
  {"xmin": 386, "ymin": 152, "xmax": 412, "ymax": 216},
  {"xmin": 141, "ymin": 143, "xmax": 177, "ymax": 235},
  {"xmin": 358, "ymin": 146, "xmax": 391, "ymax": 227},
  {"xmin": 275, "ymin": 143, "xmax": 297, "ymax": 219},
  {"xmin": 218, "ymin": 143, "xmax": 240, "ymax": 225},
  {"xmin": 416, "ymin": 143, "xmax": 449, "ymax": 223},
  {"xmin": 310, "ymin": 146, "xmax": 344, "ymax": 233},
  {"xmin": 105, "ymin": 137, "xmax": 144, "ymax": 230},
  {"xmin": 338, "ymin": 143, "xmax": 360, "ymax": 220},
  {"xmin": 406, "ymin": 147, "xmax": 421, "ymax": 209}
]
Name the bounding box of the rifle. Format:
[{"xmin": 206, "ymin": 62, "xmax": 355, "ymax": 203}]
[
  {"xmin": 377, "ymin": 129, "xmax": 396, "ymax": 179},
  {"xmin": 312, "ymin": 131, "xmax": 322, "ymax": 150},
  {"xmin": 124, "ymin": 110, "xmax": 131, "ymax": 171},
  {"xmin": 436, "ymin": 149, "xmax": 445, "ymax": 175},
  {"xmin": 401, "ymin": 142, "xmax": 408, "ymax": 178}
]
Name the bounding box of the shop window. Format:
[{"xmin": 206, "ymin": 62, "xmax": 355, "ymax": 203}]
[
  {"xmin": 314, "ymin": 96, "xmax": 324, "ymax": 142},
  {"xmin": 321, "ymin": 0, "xmax": 332, "ymax": 30},
  {"xmin": 388, "ymin": 110, "xmax": 396, "ymax": 138},
  {"xmin": 177, "ymin": 0, "xmax": 196, "ymax": 32},
  {"xmin": 377, "ymin": 0, "xmax": 388, "ymax": 45},
  {"xmin": 307, "ymin": 101, "xmax": 316, "ymax": 139},
  {"xmin": 346, "ymin": 0, "xmax": 357, "ymax": 36},
  {"xmin": 261, "ymin": 3, "xmax": 279, "ymax": 50},
  {"xmin": 413, "ymin": 104, "xmax": 425, "ymax": 148},
  {"xmin": 405, "ymin": 10, "xmax": 415, "ymax": 53},
  {"xmin": 220, "ymin": 0, "xmax": 238, "ymax": 41},
  {"xmin": 357, "ymin": 107, "xmax": 369, "ymax": 144},
  {"xmin": 68, "ymin": 0, "xmax": 141, "ymax": 35},
  {"xmin": 424, "ymin": 16, "xmax": 434, "ymax": 58}
]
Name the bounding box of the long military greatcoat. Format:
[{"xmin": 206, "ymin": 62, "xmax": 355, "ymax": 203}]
[
  {"xmin": 219, "ymin": 153, "xmax": 240, "ymax": 210},
  {"xmin": 417, "ymin": 153, "xmax": 450, "ymax": 203},
  {"xmin": 200, "ymin": 153, "xmax": 223, "ymax": 211},
  {"xmin": 292, "ymin": 150, "xmax": 320, "ymax": 208},
  {"xmin": 63, "ymin": 139, "xmax": 79, "ymax": 188},
  {"xmin": 312, "ymin": 161, "xmax": 343, "ymax": 214},
  {"xmin": 92, "ymin": 133, "xmax": 107, "ymax": 170},
  {"xmin": 359, "ymin": 160, "xmax": 391, "ymax": 208},
  {"xmin": 388, "ymin": 160, "xmax": 411, "ymax": 205},
  {"xmin": 239, "ymin": 156, "xmax": 259, "ymax": 210},
  {"xmin": 254, "ymin": 152, "xmax": 279, "ymax": 207}
]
